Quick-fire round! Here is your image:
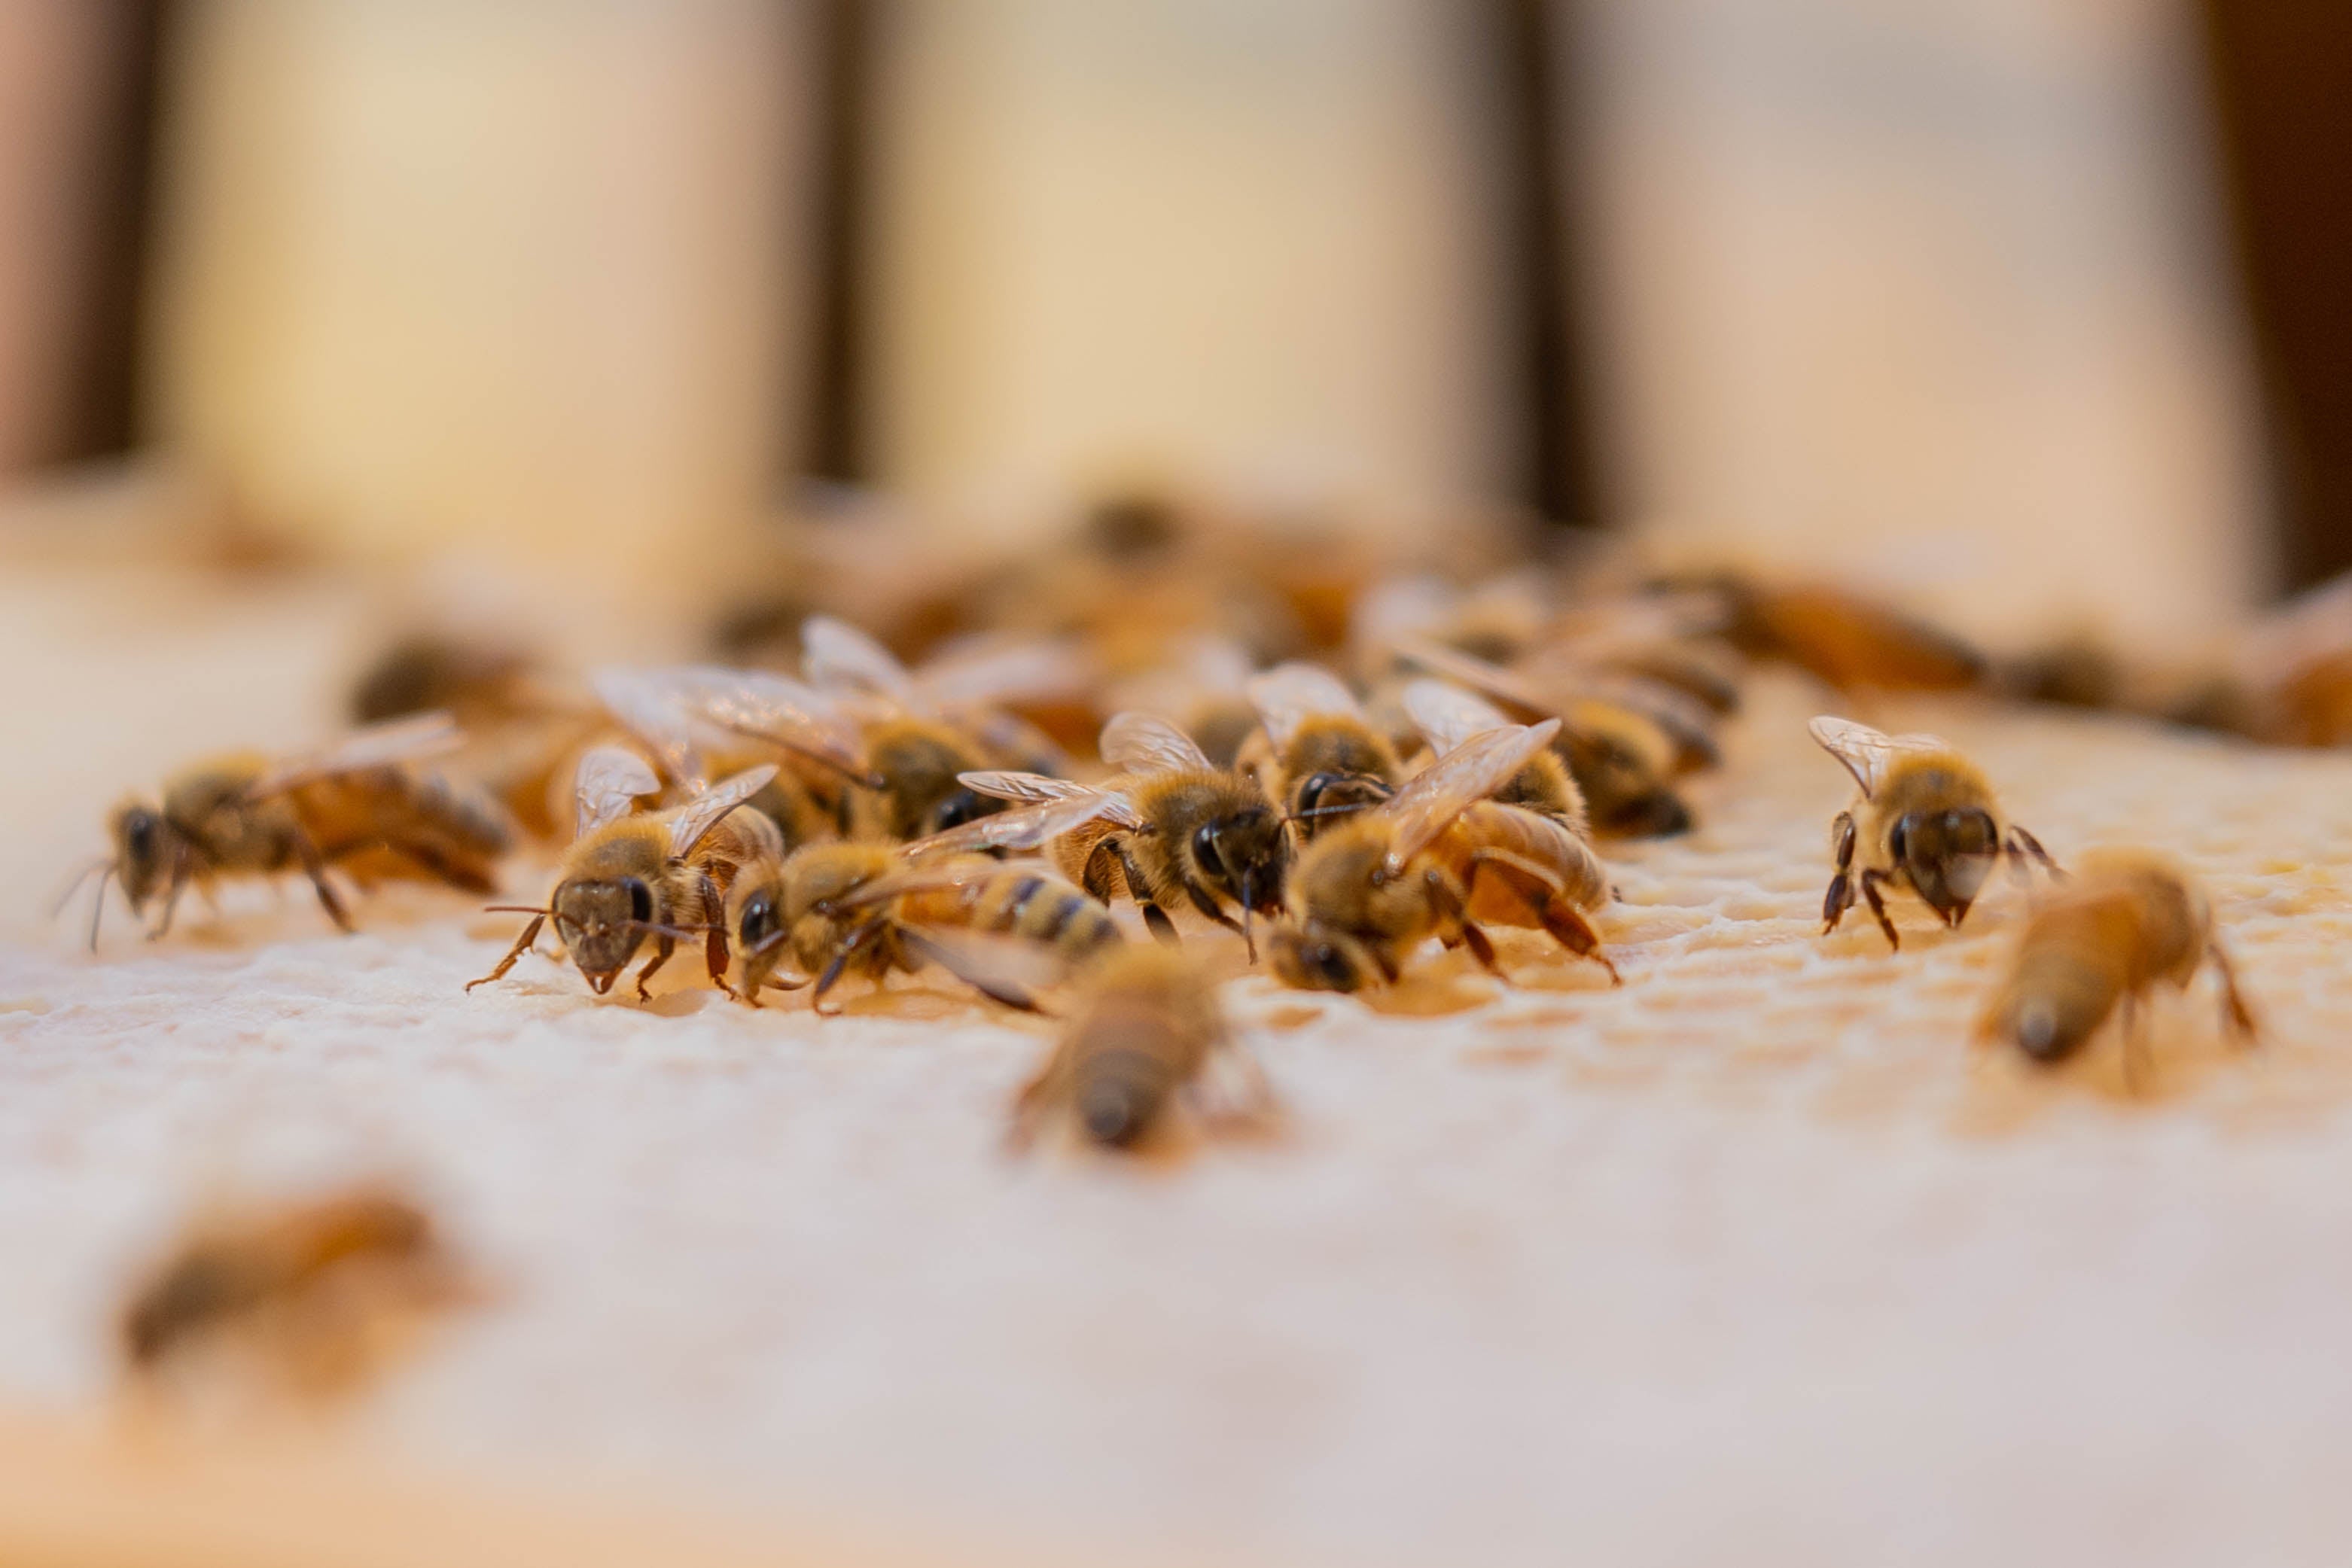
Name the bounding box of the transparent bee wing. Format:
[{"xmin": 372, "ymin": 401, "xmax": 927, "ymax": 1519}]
[
  {"xmin": 1402, "ymin": 679, "xmax": 1514, "ymax": 754},
  {"xmin": 956, "ymin": 771, "xmax": 1147, "ymax": 830},
  {"xmin": 1380, "ymin": 719, "xmax": 1564, "ymax": 873},
  {"xmin": 914, "ymin": 637, "xmax": 1093, "ymax": 713},
  {"xmin": 670, "ymin": 665, "xmax": 871, "ymax": 782},
  {"xmin": 246, "ymin": 712, "xmax": 467, "ymax": 798},
  {"xmin": 832, "ymin": 861, "xmax": 1007, "ymax": 909},
  {"xmin": 574, "ymin": 745, "xmax": 663, "ymax": 839},
  {"xmin": 1100, "ymin": 711, "xmax": 1211, "ymax": 775},
  {"xmin": 802, "ymin": 614, "xmax": 916, "ymax": 702},
  {"xmin": 897, "ymin": 927, "xmax": 1073, "ymax": 1000},
  {"xmin": 1388, "ymin": 637, "xmax": 1557, "ymax": 720},
  {"xmin": 667, "ymin": 763, "xmax": 779, "ymax": 860},
  {"xmin": 1245, "ymin": 662, "xmax": 1363, "ymax": 751},
  {"xmin": 1805, "ymin": 715, "xmax": 1947, "ymax": 799},
  {"xmin": 900, "ymin": 794, "xmax": 1116, "ymax": 860},
  {"xmin": 591, "ymin": 667, "xmax": 705, "ymax": 787}
]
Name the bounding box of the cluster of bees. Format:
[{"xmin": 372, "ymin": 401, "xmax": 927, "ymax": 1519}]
[{"xmin": 84, "ymin": 508, "xmax": 2287, "ymax": 1393}]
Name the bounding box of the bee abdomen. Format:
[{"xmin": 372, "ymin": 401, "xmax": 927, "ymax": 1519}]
[
  {"xmin": 1996, "ymin": 948, "xmax": 2125, "ymax": 1062},
  {"xmin": 1073, "ymin": 1046, "xmax": 1177, "ymax": 1146},
  {"xmin": 386, "ymin": 768, "xmax": 515, "ymax": 857},
  {"xmin": 989, "ymin": 875, "xmax": 1124, "ymax": 961}
]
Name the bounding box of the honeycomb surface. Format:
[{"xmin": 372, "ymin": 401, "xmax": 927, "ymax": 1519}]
[{"xmin": 6, "ymin": 570, "xmax": 2352, "ymax": 1566}]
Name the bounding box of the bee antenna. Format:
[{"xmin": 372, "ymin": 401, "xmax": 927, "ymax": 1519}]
[
  {"xmin": 481, "ymin": 904, "xmax": 555, "ymax": 915},
  {"xmin": 48, "ymin": 857, "xmax": 111, "ymax": 922},
  {"xmin": 629, "ymin": 921, "xmax": 714, "ymax": 940},
  {"xmin": 85, "ymin": 864, "xmax": 114, "ymax": 954}
]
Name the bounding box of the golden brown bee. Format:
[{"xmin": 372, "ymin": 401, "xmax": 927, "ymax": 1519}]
[
  {"xmin": 1686, "ymin": 574, "xmax": 1985, "ymax": 694},
  {"xmin": 1008, "ymin": 947, "xmax": 1274, "ymax": 1151},
  {"xmin": 1979, "ymin": 849, "xmax": 2257, "ymax": 1085},
  {"xmin": 960, "ymin": 713, "xmax": 1290, "ymax": 957},
  {"xmin": 72, "ymin": 714, "xmax": 514, "ymax": 948},
  {"xmin": 1242, "ymin": 661, "xmax": 1403, "ymax": 838},
  {"xmin": 1403, "ymin": 679, "xmax": 1588, "ymax": 829},
  {"xmin": 1269, "ymin": 720, "xmax": 1619, "ymax": 991},
  {"xmin": 347, "ymin": 632, "xmax": 537, "ymax": 728},
  {"xmin": 1809, "ymin": 717, "xmax": 2059, "ymax": 950},
  {"xmin": 1392, "ymin": 639, "xmax": 1699, "ymax": 838},
  {"xmin": 120, "ymin": 1185, "xmax": 471, "ymax": 1397},
  {"xmin": 730, "ymin": 796, "xmax": 1120, "ymax": 1012},
  {"xmin": 468, "ymin": 751, "xmax": 780, "ymax": 1000},
  {"xmin": 802, "ymin": 616, "xmax": 1088, "ymax": 841}
]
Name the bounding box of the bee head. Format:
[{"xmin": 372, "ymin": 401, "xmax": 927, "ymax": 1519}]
[
  {"xmin": 1268, "ymin": 924, "xmax": 1376, "ymax": 993},
  {"xmin": 552, "ymin": 876, "xmax": 654, "ymax": 993},
  {"xmin": 1288, "ymin": 772, "xmax": 1394, "ymax": 839},
  {"xmin": 107, "ymin": 802, "xmax": 178, "ymax": 912},
  {"xmin": 1191, "ymin": 803, "xmax": 1287, "ymax": 912},
  {"xmin": 1890, "ymin": 807, "xmax": 1998, "ymax": 925}
]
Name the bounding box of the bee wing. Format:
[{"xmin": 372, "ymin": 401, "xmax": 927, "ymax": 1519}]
[
  {"xmin": 1388, "ymin": 638, "xmax": 1556, "ymax": 720},
  {"xmin": 901, "ymin": 794, "xmax": 1117, "ymax": 860},
  {"xmin": 1380, "ymin": 719, "xmax": 1564, "ymax": 872},
  {"xmin": 666, "ymin": 764, "xmax": 779, "ymax": 860},
  {"xmin": 897, "ymin": 927, "xmax": 1074, "ymax": 1000},
  {"xmin": 591, "ymin": 667, "xmax": 705, "ymax": 786},
  {"xmin": 915, "ymin": 637, "xmax": 1092, "ymax": 713},
  {"xmin": 1245, "ymin": 662, "xmax": 1363, "ymax": 751},
  {"xmin": 1401, "ymin": 678, "xmax": 1514, "ymax": 754},
  {"xmin": 802, "ymin": 614, "xmax": 915, "ymax": 702},
  {"xmin": 575, "ymin": 745, "xmax": 663, "ymax": 838},
  {"xmin": 833, "ymin": 861, "xmax": 1008, "ymax": 908},
  {"xmin": 1805, "ymin": 715, "xmax": 1946, "ymax": 799},
  {"xmin": 1100, "ymin": 711, "xmax": 1211, "ymax": 775},
  {"xmin": 956, "ymin": 771, "xmax": 1148, "ymax": 830},
  {"xmin": 672, "ymin": 665, "xmax": 870, "ymax": 781},
  {"xmin": 247, "ymin": 712, "xmax": 466, "ymax": 797}
]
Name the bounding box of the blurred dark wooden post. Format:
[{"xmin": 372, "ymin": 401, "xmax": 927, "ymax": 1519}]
[
  {"xmin": 59, "ymin": 0, "xmax": 168, "ymax": 462},
  {"xmin": 806, "ymin": 0, "xmax": 874, "ymax": 483},
  {"xmin": 1491, "ymin": 0, "xmax": 1602, "ymax": 528},
  {"xmin": 2200, "ymin": 1, "xmax": 2352, "ymax": 592}
]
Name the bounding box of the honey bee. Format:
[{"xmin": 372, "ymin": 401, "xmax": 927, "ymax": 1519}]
[
  {"xmin": 120, "ymin": 1185, "xmax": 471, "ymax": 1397},
  {"xmin": 347, "ymin": 632, "xmax": 537, "ymax": 728},
  {"xmin": 593, "ymin": 665, "xmax": 846, "ymax": 854},
  {"xmin": 958, "ymin": 712, "xmax": 1290, "ymax": 956},
  {"xmin": 1809, "ymin": 716, "xmax": 2058, "ymax": 950},
  {"xmin": 71, "ymin": 714, "xmax": 514, "ymax": 948},
  {"xmin": 1269, "ymin": 720, "xmax": 1619, "ymax": 991},
  {"xmin": 1242, "ymin": 661, "xmax": 1403, "ymax": 838},
  {"xmin": 1402, "ymin": 679, "xmax": 1587, "ymax": 829},
  {"xmin": 1979, "ymin": 849, "xmax": 2257, "ymax": 1086},
  {"xmin": 730, "ymin": 796, "xmax": 1119, "ymax": 1012},
  {"xmin": 1680, "ymin": 574, "xmax": 1985, "ymax": 694},
  {"xmin": 1392, "ymin": 638, "xmax": 1699, "ymax": 838},
  {"xmin": 802, "ymin": 616, "xmax": 1087, "ymax": 841},
  {"xmin": 467, "ymin": 749, "xmax": 780, "ymax": 1000},
  {"xmin": 1008, "ymin": 947, "xmax": 1274, "ymax": 1151}
]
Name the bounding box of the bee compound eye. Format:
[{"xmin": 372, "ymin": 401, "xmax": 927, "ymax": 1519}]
[
  {"xmin": 1191, "ymin": 824, "xmax": 1225, "ymax": 878},
  {"xmin": 626, "ymin": 880, "xmax": 654, "ymax": 924}
]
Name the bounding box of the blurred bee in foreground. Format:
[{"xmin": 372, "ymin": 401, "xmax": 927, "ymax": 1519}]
[
  {"xmin": 961, "ymin": 713, "xmax": 1289, "ymax": 956},
  {"xmin": 1270, "ymin": 719, "xmax": 1619, "ymax": 992},
  {"xmin": 1979, "ymin": 849, "xmax": 2257, "ymax": 1088},
  {"xmin": 1391, "ymin": 638, "xmax": 1702, "ymax": 838},
  {"xmin": 1009, "ymin": 948, "xmax": 1275, "ymax": 1152},
  {"xmin": 468, "ymin": 749, "xmax": 778, "ymax": 1000},
  {"xmin": 730, "ymin": 796, "xmax": 1120, "ymax": 1012},
  {"xmin": 66, "ymin": 714, "xmax": 513, "ymax": 948},
  {"xmin": 1809, "ymin": 717, "xmax": 2058, "ymax": 951},
  {"xmin": 1242, "ymin": 661, "xmax": 1403, "ymax": 839},
  {"xmin": 120, "ymin": 1185, "xmax": 474, "ymax": 1401}
]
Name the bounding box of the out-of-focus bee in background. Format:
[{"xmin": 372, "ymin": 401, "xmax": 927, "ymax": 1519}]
[
  {"xmin": 1808, "ymin": 717, "xmax": 2059, "ymax": 951},
  {"xmin": 1389, "ymin": 639, "xmax": 1703, "ymax": 839},
  {"xmin": 729, "ymin": 796, "xmax": 1120, "ymax": 1012},
  {"xmin": 66, "ymin": 714, "xmax": 514, "ymax": 948},
  {"xmin": 1098, "ymin": 635, "xmax": 1263, "ymax": 769},
  {"xmin": 961, "ymin": 713, "xmax": 1290, "ymax": 956},
  {"xmin": 468, "ymin": 749, "xmax": 778, "ymax": 1000},
  {"xmin": 1008, "ymin": 946, "xmax": 1274, "ymax": 1152},
  {"xmin": 120, "ymin": 1183, "xmax": 476, "ymax": 1404},
  {"xmin": 1270, "ymin": 720, "xmax": 1619, "ymax": 992},
  {"xmin": 1241, "ymin": 662, "xmax": 1403, "ymax": 840},
  {"xmin": 1668, "ymin": 571, "xmax": 1985, "ymax": 696},
  {"xmin": 1402, "ymin": 680, "xmax": 1588, "ymax": 829},
  {"xmin": 1978, "ymin": 848, "xmax": 2257, "ymax": 1089}
]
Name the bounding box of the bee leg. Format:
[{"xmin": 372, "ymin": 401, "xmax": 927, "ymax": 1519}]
[
  {"xmin": 465, "ymin": 913, "xmax": 546, "ymax": 992},
  {"xmin": 1080, "ymin": 837, "xmax": 1123, "ymax": 903},
  {"xmin": 2006, "ymin": 825, "xmax": 2061, "ymax": 880},
  {"xmin": 1822, "ymin": 811, "xmax": 1857, "ymax": 933},
  {"xmin": 1107, "ymin": 839, "xmax": 1181, "ymax": 947},
  {"xmin": 632, "ymin": 935, "xmax": 677, "ymax": 1003},
  {"xmin": 2209, "ymin": 941, "xmax": 2259, "ymax": 1046},
  {"xmin": 1180, "ymin": 881, "xmax": 1248, "ymax": 945},
  {"xmin": 382, "ymin": 837, "xmax": 497, "ymax": 897},
  {"xmin": 291, "ymin": 830, "xmax": 355, "ymax": 933},
  {"xmin": 1857, "ymin": 868, "xmax": 1900, "ymax": 951},
  {"xmin": 813, "ymin": 917, "xmax": 890, "ymax": 1015},
  {"xmin": 697, "ymin": 874, "xmax": 736, "ymax": 997},
  {"xmin": 1458, "ymin": 921, "xmax": 1504, "ymax": 977}
]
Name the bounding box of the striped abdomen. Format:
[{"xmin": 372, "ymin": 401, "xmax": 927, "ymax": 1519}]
[
  {"xmin": 904, "ymin": 869, "xmax": 1123, "ymax": 968},
  {"xmin": 291, "ymin": 766, "xmax": 514, "ymax": 888},
  {"xmin": 1986, "ymin": 895, "xmax": 2139, "ymax": 1061},
  {"xmin": 1447, "ymin": 802, "xmax": 1610, "ymax": 919}
]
